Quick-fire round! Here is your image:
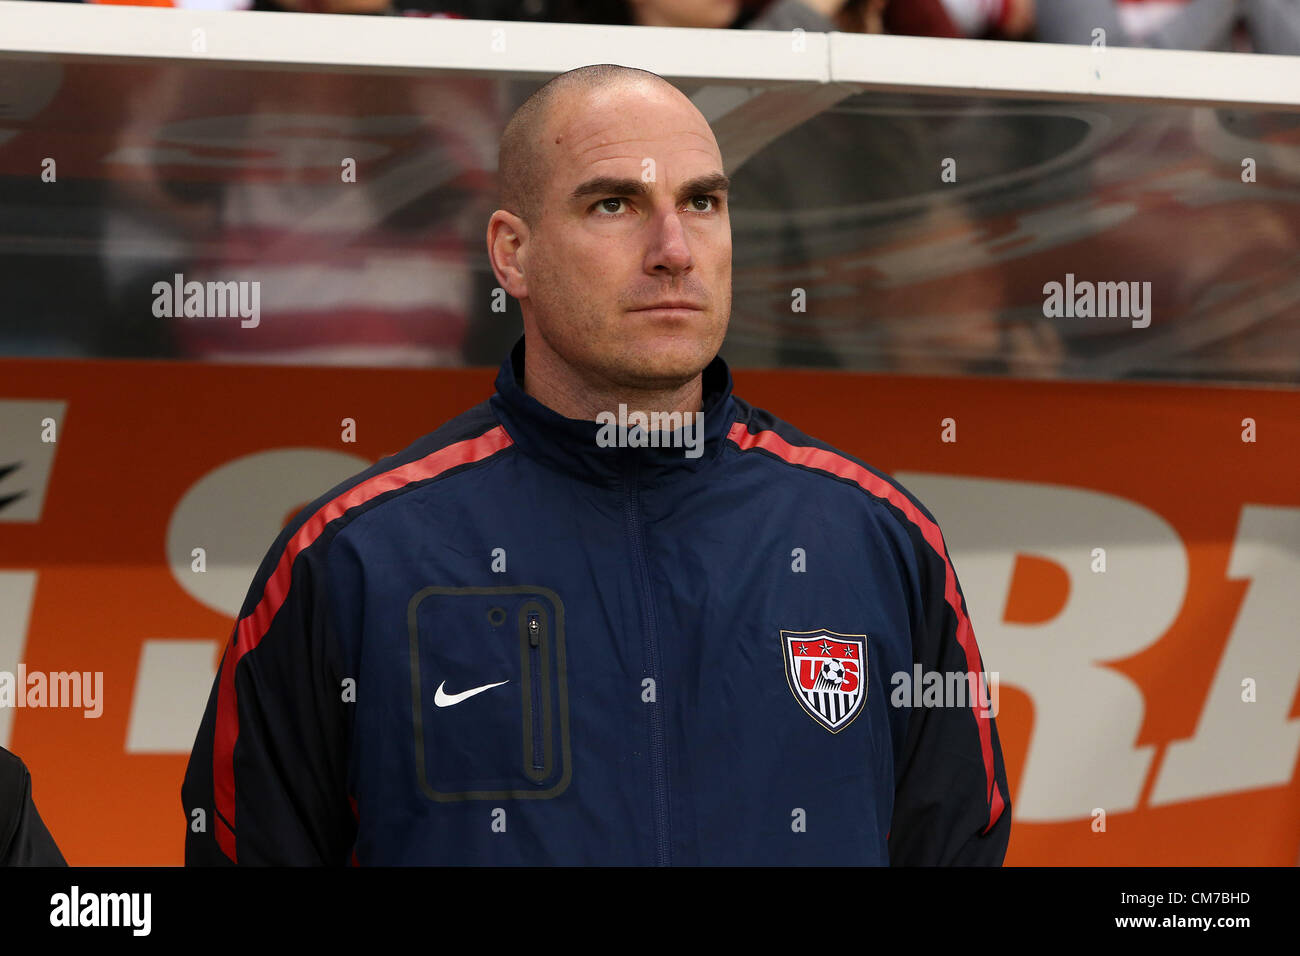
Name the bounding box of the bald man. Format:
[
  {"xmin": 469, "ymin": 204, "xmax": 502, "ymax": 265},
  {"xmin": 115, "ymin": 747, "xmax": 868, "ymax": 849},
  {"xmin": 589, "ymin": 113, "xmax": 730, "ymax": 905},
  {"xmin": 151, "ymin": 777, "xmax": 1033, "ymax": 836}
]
[{"xmin": 183, "ymin": 64, "xmax": 1010, "ymax": 866}]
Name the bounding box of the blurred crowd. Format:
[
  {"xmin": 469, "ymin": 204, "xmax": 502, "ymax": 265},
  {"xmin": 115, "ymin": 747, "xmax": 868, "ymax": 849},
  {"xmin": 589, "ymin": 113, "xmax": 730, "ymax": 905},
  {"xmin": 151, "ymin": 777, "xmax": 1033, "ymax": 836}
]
[{"xmin": 26, "ymin": 0, "xmax": 1300, "ymax": 53}]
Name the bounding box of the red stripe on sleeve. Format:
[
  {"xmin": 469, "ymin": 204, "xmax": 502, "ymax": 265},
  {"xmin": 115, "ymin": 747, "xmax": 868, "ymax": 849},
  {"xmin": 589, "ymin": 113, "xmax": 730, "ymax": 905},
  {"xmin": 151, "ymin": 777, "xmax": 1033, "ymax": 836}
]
[
  {"xmin": 727, "ymin": 422, "xmax": 1004, "ymax": 833},
  {"xmin": 212, "ymin": 426, "xmax": 512, "ymax": 862}
]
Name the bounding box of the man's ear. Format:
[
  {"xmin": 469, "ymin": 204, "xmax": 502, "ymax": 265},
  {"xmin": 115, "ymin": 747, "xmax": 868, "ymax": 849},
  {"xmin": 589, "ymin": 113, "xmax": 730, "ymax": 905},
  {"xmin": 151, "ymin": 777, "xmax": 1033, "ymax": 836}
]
[{"xmin": 486, "ymin": 210, "xmax": 529, "ymax": 300}]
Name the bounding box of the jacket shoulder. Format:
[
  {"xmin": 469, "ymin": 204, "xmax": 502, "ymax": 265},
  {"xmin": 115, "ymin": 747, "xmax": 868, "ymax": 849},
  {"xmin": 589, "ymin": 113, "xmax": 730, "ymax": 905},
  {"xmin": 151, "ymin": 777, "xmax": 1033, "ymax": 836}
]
[
  {"xmin": 728, "ymin": 396, "xmax": 944, "ymax": 536},
  {"xmin": 283, "ymin": 399, "xmax": 508, "ymax": 550},
  {"xmin": 228, "ymin": 399, "xmax": 509, "ymax": 623},
  {"xmin": 0, "ymin": 746, "xmax": 29, "ymax": 824},
  {"xmin": 0, "ymin": 746, "xmax": 67, "ymax": 866}
]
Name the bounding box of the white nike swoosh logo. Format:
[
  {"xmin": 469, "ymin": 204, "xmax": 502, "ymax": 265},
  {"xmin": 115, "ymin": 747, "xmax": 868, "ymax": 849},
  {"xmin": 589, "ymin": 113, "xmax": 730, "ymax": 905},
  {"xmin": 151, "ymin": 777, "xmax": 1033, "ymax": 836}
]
[{"xmin": 434, "ymin": 679, "xmax": 509, "ymax": 707}]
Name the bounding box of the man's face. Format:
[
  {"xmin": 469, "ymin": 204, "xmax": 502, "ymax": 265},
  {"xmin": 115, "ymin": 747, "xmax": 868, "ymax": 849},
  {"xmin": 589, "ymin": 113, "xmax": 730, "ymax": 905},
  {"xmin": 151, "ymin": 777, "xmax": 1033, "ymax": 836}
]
[{"xmin": 515, "ymin": 83, "xmax": 732, "ymax": 392}]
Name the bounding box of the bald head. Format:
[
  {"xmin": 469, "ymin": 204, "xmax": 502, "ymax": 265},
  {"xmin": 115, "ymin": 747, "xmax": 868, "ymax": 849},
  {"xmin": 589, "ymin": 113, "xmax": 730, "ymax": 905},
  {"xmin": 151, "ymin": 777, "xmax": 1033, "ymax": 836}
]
[
  {"xmin": 485, "ymin": 62, "xmax": 731, "ymax": 413},
  {"xmin": 497, "ymin": 64, "xmax": 691, "ymax": 228}
]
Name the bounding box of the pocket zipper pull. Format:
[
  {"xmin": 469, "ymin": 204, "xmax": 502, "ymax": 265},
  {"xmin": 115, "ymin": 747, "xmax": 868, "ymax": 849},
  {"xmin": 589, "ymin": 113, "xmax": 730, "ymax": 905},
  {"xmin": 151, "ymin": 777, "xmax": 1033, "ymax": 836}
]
[{"xmin": 527, "ymin": 612, "xmax": 541, "ymax": 647}]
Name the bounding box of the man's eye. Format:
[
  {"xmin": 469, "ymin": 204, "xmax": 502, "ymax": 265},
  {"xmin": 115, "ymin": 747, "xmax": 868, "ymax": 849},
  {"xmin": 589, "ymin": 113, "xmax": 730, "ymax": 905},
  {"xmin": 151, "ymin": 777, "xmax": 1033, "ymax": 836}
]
[{"xmin": 593, "ymin": 195, "xmax": 720, "ymax": 216}]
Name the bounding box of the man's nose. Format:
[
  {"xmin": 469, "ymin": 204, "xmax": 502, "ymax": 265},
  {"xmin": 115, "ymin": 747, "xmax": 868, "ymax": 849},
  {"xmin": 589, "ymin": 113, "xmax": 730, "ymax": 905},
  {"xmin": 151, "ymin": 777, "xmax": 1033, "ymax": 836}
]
[{"xmin": 647, "ymin": 210, "xmax": 693, "ymax": 275}]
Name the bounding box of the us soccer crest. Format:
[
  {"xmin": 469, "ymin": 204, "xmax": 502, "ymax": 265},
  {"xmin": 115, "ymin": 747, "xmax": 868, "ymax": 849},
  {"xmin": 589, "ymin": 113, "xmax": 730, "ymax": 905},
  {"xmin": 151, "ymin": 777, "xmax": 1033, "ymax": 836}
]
[{"xmin": 782, "ymin": 629, "xmax": 868, "ymax": 733}]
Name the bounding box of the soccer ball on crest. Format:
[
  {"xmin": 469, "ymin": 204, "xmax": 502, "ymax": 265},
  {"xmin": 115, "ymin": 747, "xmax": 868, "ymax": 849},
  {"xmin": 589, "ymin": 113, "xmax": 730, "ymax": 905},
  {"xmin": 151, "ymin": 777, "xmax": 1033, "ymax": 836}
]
[{"xmin": 817, "ymin": 659, "xmax": 845, "ymax": 689}]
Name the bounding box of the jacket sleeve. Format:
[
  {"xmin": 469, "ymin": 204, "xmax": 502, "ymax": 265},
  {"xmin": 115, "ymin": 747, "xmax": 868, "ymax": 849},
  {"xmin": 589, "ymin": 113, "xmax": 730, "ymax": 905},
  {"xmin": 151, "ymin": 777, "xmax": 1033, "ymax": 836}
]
[
  {"xmin": 0, "ymin": 747, "xmax": 67, "ymax": 866},
  {"xmin": 182, "ymin": 517, "xmax": 356, "ymax": 866},
  {"xmin": 888, "ymin": 511, "xmax": 1011, "ymax": 866}
]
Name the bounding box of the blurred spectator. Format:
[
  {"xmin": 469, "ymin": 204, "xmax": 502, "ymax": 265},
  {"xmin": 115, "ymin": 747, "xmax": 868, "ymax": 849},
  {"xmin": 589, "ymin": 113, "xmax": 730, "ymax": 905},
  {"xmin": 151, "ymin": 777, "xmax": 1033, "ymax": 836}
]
[
  {"xmin": 1242, "ymin": 0, "xmax": 1300, "ymax": 51},
  {"xmin": 548, "ymin": 0, "xmax": 734, "ymax": 26},
  {"xmin": 252, "ymin": 0, "xmax": 392, "ymax": 10},
  {"xmin": 740, "ymin": 1, "xmax": 1056, "ymax": 374},
  {"xmin": 931, "ymin": 0, "xmax": 1035, "ymax": 35},
  {"xmin": 88, "ymin": 0, "xmax": 555, "ymax": 18},
  {"xmin": 1036, "ymin": 0, "xmax": 1300, "ymax": 55},
  {"xmin": 835, "ymin": 0, "xmax": 1036, "ymax": 36},
  {"xmin": 98, "ymin": 66, "xmax": 495, "ymax": 365},
  {"xmin": 548, "ymin": 0, "xmax": 1035, "ymax": 37}
]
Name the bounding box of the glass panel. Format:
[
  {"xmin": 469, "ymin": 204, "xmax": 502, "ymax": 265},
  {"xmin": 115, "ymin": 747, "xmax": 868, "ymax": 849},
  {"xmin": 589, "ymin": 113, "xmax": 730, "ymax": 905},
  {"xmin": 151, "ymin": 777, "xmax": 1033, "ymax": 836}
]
[{"xmin": 2, "ymin": 55, "xmax": 1297, "ymax": 384}]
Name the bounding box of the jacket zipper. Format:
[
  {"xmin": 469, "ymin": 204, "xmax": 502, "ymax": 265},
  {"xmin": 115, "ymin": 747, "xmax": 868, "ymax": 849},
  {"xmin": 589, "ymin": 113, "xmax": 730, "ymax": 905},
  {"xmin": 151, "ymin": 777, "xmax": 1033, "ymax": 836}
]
[
  {"xmin": 527, "ymin": 611, "xmax": 544, "ymax": 772},
  {"xmin": 623, "ymin": 459, "xmax": 671, "ymax": 866}
]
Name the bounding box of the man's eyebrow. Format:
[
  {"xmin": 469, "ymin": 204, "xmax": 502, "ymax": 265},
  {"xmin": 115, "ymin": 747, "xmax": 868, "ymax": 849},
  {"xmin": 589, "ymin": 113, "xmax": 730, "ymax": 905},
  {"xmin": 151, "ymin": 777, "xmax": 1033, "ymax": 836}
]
[
  {"xmin": 568, "ymin": 172, "xmax": 731, "ymax": 204},
  {"xmin": 680, "ymin": 172, "xmax": 731, "ymax": 200}
]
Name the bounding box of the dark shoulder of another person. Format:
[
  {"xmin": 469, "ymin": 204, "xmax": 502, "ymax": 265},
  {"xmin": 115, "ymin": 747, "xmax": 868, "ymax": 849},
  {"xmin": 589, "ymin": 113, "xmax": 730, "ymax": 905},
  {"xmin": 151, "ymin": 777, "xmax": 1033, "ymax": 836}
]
[{"xmin": 0, "ymin": 747, "xmax": 30, "ymax": 860}]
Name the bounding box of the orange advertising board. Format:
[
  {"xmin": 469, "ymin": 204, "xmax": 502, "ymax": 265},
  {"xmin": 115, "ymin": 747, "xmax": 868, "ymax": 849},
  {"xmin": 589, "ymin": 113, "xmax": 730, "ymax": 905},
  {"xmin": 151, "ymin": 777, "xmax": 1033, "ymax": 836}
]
[{"xmin": 1, "ymin": 357, "xmax": 1297, "ymax": 865}]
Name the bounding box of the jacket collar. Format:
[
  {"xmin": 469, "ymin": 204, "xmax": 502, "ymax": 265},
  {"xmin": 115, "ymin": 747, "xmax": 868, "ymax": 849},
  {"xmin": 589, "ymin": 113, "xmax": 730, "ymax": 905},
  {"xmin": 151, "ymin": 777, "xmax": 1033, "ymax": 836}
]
[{"xmin": 489, "ymin": 336, "xmax": 737, "ymax": 487}]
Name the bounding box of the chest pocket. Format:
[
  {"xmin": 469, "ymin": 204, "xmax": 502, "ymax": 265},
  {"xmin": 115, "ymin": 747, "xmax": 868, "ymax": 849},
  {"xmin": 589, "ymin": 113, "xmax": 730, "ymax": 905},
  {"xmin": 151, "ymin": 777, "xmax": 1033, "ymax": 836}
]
[{"xmin": 407, "ymin": 585, "xmax": 571, "ymax": 801}]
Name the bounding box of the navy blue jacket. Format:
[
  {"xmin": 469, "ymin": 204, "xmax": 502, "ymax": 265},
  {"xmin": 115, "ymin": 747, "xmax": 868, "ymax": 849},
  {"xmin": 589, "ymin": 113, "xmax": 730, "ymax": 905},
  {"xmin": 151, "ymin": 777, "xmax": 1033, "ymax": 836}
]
[
  {"xmin": 0, "ymin": 747, "xmax": 66, "ymax": 866},
  {"xmin": 183, "ymin": 337, "xmax": 1010, "ymax": 865}
]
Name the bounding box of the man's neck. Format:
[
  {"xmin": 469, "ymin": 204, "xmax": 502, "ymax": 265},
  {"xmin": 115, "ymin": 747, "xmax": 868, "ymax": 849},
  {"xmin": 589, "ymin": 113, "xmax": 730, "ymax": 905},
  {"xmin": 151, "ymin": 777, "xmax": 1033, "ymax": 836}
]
[{"xmin": 522, "ymin": 342, "xmax": 705, "ymax": 422}]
